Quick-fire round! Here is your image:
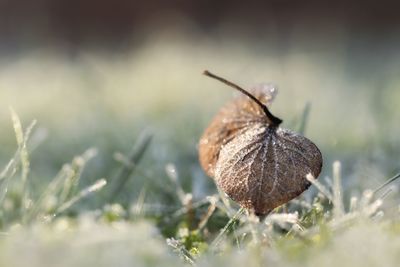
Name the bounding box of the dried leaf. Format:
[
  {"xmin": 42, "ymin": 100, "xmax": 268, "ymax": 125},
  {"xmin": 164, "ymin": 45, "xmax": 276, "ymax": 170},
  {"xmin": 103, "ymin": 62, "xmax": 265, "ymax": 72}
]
[
  {"xmin": 215, "ymin": 124, "xmax": 322, "ymax": 216},
  {"xmin": 199, "ymin": 85, "xmax": 277, "ymax": 177},
  {"xmin": 199, "ymin": 71, "xmax": 323, "ymax": 216}
]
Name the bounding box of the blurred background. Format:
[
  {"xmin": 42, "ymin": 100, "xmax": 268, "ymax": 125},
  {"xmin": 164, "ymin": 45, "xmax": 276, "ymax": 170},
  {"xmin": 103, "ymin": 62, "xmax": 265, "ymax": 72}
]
[{"xmin": 0, "ymin": 0, "xmax": 399, "ymax": 206}]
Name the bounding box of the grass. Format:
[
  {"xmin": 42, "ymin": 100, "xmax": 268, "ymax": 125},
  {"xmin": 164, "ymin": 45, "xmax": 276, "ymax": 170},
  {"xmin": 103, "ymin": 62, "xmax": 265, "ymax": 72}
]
[{"xmin": 0, "ymin": 37, "xmax": 400, "ymax": 266}]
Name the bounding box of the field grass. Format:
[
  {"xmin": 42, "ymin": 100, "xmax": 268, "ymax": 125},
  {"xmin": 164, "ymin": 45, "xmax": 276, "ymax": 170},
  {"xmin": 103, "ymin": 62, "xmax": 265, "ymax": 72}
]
[{"xmin": 0, "ymin": 35, "xmax": 400, "ymax": 266}]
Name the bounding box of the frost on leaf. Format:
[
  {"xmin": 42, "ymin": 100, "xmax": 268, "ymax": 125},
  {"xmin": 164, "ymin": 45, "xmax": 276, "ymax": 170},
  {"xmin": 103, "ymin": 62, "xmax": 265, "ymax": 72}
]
[
  {"xmin": 199, "ymin": 85, "xmax": 277, "ymax": 177},
  {"xmin": 198, "ymin": 71, "xmax": 323, "ymax": 217},
  {"xmin": 215, "ymin": 124, "xmax": 322, "ymax": 216}
]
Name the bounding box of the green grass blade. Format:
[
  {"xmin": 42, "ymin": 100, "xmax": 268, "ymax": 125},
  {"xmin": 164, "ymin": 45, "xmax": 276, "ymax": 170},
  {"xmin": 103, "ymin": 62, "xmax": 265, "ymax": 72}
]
[
  {"xmin": 108, "ymin": 131, "xmax": 152, "ymax": 202},
  {"xmin": 211, "ymin": 207, "xmax": 245, "ymax": 251},
  {"xmin": 373, "ymin": 172, "xmax": 400, "ymax": 196},
  {"xmin": 298, "ymin": 102, "xmax": 311, "ymax": 135},
  {"xmin": 55, "ymin": 178, "xmax": 107, "ymax": 216}
]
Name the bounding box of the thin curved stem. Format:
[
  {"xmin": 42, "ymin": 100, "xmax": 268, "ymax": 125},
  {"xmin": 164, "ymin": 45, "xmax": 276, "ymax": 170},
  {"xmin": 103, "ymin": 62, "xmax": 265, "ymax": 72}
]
[{"xmin": 203, "ymin": 70, "xmax": 282, "ymax": 126}]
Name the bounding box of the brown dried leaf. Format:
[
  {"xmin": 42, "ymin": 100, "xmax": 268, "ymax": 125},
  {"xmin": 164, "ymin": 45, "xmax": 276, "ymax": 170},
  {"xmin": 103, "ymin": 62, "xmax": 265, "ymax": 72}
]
[
  {"xmin": 198, "ymin": 85, "xmax": 277, "ymax": 177},
  {"xmin": 198, "ymin": 71, "xmax": 323, "ymax": 216},
  {"xmin": 214, "ymin": 123, "xmax": 322, "ymax": 216}
]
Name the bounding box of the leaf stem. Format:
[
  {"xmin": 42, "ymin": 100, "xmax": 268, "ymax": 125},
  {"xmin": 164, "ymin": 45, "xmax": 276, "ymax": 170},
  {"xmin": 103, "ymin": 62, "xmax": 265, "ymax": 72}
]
[{"xmin": 203, "ymin": 70, "xmax": 282, "ymax": 126}]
